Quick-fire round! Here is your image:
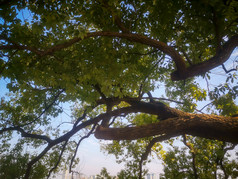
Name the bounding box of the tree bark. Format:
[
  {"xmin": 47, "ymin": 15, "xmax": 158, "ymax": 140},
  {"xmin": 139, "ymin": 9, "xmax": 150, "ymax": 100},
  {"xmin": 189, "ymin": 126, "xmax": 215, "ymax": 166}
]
[{"xmin": 95, "ymin": 114, "xmax": 238, "ymax": 143}]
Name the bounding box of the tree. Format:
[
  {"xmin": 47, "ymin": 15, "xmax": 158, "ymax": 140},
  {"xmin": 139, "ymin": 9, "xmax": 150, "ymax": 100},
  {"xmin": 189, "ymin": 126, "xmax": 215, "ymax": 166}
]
[
  {"xmin": 0, "ymin": 0, "xmax": 238, "ymax": 178},
  {"xmin": 96, "ymin": 167, "xmax": 116, "ymax": 179},
  {"xmin": 101, "ymin": 135, "xmax": 238, "ymax": 179},
  {"xmin": 160, "ymin": 136, "xmax": 238, "ymax": 179},
  {"xmin": 101, "ymin": 137, "xmax": 152, "ymax": 178}
]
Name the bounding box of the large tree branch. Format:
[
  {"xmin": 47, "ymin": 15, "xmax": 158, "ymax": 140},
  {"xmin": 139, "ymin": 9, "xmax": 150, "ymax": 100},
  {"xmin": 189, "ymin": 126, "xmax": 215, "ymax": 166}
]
[
  {"xmin": 1, "ymin": 33, "xmax": 237, "ymax": 81},
  {"xmin": 11, "ymin": 105, "xmax": 139, "ymax": 178},
  {"xmin": 0, "ymin": 31, "xmax": 187, "ymax": 78},
  {"xmin": 171, "ymin": 34, "xmax": 238, "ymax": 81},
  {"xmin": 1, "ymin": 98, "xmax": 237, "ymax": 178},
  {"xmin": 0, "ymin": 35, "xmax": 42, "ymax": 55},
  {"xmin": 52, "ymin": 105, "xmax": 142, "ymax": 144},
  {"xmin": 50, "ymin": 100, "xmax": 174, "ymax": 149},
  {"xmin": 95, "ymin": 114, "xmax": 238, "ymax": 143}
]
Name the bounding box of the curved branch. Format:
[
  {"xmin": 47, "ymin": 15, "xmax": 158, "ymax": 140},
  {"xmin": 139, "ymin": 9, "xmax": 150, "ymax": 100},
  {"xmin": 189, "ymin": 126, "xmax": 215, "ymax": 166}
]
[
  {"xmin": 138, "ymin": 134, "xmax": 176, "ymax": 179},
  {"xmin": 0, "ymin": 126, "xmax": 52, "ymax": 143},
  {"xmin": 52, "ymin": 100, "xmax": 175, "ymax": 147},
  {"xmin": 222, "ymin": 64, "xmax": 237, "ymax": 73},
  {"xmin": 182, "ymin": 135, "xmax": 198, "ymax": 179},
  {"xmin": 171, "ymin": 34, "xmax": 238, "ymax": 81},
  {"xmin": 47, "ymin": 140, "xmax": 68, "ymax": 179},
  {"xmin": 69, "ymin": 124, "xmax": 96, "ymax": 173},
  {"xmin": 217, "ymin": 143, "xmax": 236, "ymax": 179},
  {"xmin": 0, "ymin": 31, "xmax": 186, "ymax": 78}
]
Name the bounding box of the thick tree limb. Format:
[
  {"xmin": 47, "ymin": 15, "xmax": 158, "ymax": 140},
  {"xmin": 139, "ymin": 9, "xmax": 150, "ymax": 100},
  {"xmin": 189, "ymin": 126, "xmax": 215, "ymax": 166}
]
[
  {"xmin": 171, "ymin": 34, "xmax": 238, "ymax": 81},
  {"xmin": 1, "ymin": 98, "xmax": 237, "ymax": 178},
  {"xmin": 95, "ymin": 115, "xmax": 238, "ymax": 143}
]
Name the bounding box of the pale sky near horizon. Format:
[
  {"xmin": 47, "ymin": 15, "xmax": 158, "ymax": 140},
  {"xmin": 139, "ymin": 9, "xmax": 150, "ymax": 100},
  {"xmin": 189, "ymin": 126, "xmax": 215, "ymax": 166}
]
[{"xmin": 75, "ymin": 134, "xmax": 164, "ymax": 176}]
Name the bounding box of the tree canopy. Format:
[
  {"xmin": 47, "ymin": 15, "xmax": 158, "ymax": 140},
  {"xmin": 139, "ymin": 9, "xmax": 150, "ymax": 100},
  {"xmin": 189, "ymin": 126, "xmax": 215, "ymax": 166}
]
[
  {"xmin": 101, "ymin": 136, "xmax": 238, "ymax": 178},
  {"xmin": 0, "ymin": 0, "xmax": 238, "ymax": 178}
]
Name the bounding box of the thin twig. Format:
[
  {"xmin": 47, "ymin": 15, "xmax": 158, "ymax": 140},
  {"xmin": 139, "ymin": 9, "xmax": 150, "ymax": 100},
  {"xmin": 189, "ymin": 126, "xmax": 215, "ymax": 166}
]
[
  {"xmin": 182, "ymin": 135, "xmax": 198, "ymax": 179},
  {"xmin": 222, "ymin": 64, "xmax": 237, "ymax": 73},
  {"xmin": 69, "ymin": 124, "xmax": 97, "ymax": 173},
  {"xmin": 127, "ymin": 49, "xmax": 159, "ymax": 56},
  {"xmin": 24, "ymin": 89, "xmax": 65, "ymax": 126},
  {"xmin": 57, "ymin": 122, "xmax": 74, "ymax": 128},
  {"xmin": 47, "ymin": 140, "xmax": 69, "ymax": 179},
  {"xmin": 138, "ymin": 56, "xmax": 164, "ymax": 96},
  {"xmin": 73, "ymin": 109, "xmax": 87, "ymax": 128},
  {"xmin": 108, "ymin": 116, "xmax": 117, "ymax": 127},
  {"xmin": 138, "ymin": 134, "xmax": 177, "ymax": 179},
  {"xmin": 205, "ymin": 74, "xmax": 210, "ymax": 93},
  {"xmin": 141, "ymin": 97, "xmax": 184, "ymax": 104},
  {"xmin": 197, "ymin": 101, "xmax": 213, "ymax": 112}
]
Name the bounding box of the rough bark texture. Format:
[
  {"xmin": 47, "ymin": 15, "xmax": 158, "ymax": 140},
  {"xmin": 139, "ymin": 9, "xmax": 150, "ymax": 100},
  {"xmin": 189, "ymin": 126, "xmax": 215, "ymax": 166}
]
[{"xmin": 95, "ymin": 114, "xmax": 238, "ymax": 143}]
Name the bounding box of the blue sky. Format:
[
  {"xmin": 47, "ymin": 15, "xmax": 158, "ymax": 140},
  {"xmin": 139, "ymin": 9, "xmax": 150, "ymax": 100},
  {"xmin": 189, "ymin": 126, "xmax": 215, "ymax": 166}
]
[{"xmin": 0, "ymin": 78, "xmax": 9, "ymax": 95}]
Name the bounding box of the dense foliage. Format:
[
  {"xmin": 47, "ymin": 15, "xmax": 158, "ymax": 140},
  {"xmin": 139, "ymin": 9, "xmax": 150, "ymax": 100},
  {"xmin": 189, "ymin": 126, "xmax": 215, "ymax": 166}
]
[
  {"xmin": 101, "ymin": 136, "xmax": 238, "ymax": 178},
  {"xmin": 0, "ymin": 0, "xmax": 238, "ymax": 178},
  {"xmin": 161, "ymin": 137, "xmax": 238, "ymax": 179}
]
